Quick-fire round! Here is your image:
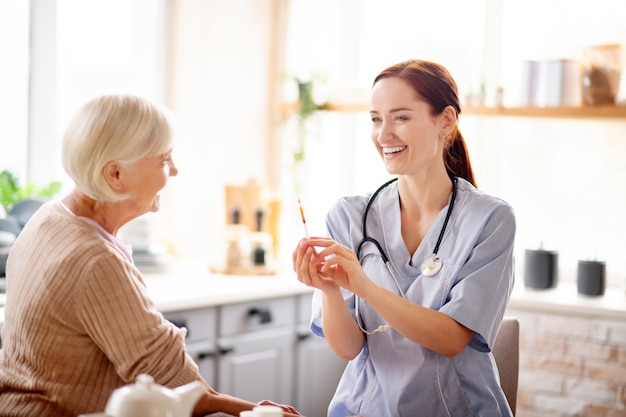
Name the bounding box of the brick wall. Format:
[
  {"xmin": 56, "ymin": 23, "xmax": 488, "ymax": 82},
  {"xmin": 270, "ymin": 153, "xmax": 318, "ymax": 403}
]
[{"xmin": 506, "ymin": 308, "xmax": 626, "ymax": 417}]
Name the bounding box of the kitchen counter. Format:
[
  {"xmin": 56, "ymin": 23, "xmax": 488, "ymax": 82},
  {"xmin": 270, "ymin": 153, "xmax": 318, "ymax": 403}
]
[
  {"xmin": 508, "ymin": 281, "xmax": 626, "ymax": 320},
  {"xmin": 142, "ymin": 261, "xmax": 312, "ymax": 312},
  {"xmin": 1, "ymin": 263, "xmax": 626, "ymax": 330},
  {"xmin": 0, "ymin": 261, "xmax": 312, "ymax": 332}
]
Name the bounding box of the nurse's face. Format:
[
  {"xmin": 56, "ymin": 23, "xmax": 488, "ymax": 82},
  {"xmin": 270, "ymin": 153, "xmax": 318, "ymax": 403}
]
[{"xmin": 369, "ymin": 77, "xmax": 446, "ymax": 177}]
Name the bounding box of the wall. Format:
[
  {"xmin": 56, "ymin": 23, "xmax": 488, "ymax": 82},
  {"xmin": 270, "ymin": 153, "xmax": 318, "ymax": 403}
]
[
  {"xmin": 508, "ymin": 307, "xmax": 626, "ymax": 417},
  {"xmin": 462, "ymin": 116, "xmax": 626, "ymax": 289},
  {"xmin": 158, "ymin": 0, "xmax": 286, "ymax": 263},
  {"xmin": 279, "ymin": 0, "xmax": 626, "ymax": 286}
]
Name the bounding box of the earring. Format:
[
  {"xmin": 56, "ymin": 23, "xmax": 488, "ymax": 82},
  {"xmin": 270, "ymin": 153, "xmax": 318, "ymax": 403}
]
[{"xmin": 116, "ymin": 184, "xmax": 121, "ymax": 190}]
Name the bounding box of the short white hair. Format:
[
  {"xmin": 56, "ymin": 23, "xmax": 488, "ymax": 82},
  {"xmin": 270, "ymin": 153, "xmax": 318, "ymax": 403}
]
[{"xmin": 62, "ymin": 95, "xmax": 174, "ymax": 202}]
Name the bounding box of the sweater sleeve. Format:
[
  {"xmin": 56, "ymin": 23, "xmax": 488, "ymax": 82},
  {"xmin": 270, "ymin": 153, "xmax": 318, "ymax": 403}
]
[{"xmin": 76, "ymin": 250, "xmax": 202, "ymax": 388}]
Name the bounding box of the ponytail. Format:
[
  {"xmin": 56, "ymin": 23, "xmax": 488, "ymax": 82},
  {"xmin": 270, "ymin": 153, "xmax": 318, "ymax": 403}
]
[{"xmin": 445, "ymin": 127, "xmax": 476, "ymax": 187}]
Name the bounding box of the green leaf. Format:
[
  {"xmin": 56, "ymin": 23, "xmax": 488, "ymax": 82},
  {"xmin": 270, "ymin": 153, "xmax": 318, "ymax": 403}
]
[
  {"xmin": 0, "ymin": 170, "xmax": 20, "ymax": 212},
  {"xmin": 0, "ymin": 170, "xmax": 61, "ymax": 212}
]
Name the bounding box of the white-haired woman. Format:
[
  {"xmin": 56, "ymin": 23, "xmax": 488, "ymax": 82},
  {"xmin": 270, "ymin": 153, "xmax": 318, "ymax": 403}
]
[{"xmin": 0, "ymin": 95, "xmax": 300, "ymax": 417}]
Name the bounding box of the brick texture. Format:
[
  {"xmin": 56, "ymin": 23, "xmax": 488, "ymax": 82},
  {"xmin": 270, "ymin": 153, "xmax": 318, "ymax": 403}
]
[{"xmin": 508, "ymin": 308, "xmax": 626, "ymax": 417}]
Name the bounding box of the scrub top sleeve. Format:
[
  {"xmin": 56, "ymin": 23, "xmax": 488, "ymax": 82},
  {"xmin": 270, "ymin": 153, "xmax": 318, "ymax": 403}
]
[
  {"xmin": 310, "ymin": 287, "xmax": 357, "ymax": 338},
  {"xmin": 439, "ymin": 203, "xmax": 516, "ymax": 352},
  {"xmin": 310, "ymin": 289, "xmax": 324, "ymax": 337}
]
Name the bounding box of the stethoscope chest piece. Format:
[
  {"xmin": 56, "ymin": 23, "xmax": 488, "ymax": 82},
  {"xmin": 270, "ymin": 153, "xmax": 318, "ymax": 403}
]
[{"xmin": 420, "ymin": 254, "xmax": 442, "ymax": 276}]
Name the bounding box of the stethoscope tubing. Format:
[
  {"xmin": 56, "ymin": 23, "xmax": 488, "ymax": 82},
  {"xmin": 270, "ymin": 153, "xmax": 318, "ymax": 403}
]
[
  {"xmin": 357, "ymin": 176, "xmax": 457, "ymax": 267},
  {"xmin": 356, "ymin": 177, "xmax": 399, "ymax": 264},
  {"xmin": 354, "ymin": 176, "xmax": 458, "ymax": 334}
]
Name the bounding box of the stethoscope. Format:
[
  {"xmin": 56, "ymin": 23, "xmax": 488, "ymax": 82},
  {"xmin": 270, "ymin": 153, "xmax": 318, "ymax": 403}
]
[{"xmin": 354, "ymin": 176, "xmax": 458, "ymax": 334}]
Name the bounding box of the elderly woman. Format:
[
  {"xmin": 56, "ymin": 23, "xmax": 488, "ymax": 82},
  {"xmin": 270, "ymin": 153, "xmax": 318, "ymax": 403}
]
[{"xmin": 0, "ymin": 95, "xmax": 299, "ymax": 417}]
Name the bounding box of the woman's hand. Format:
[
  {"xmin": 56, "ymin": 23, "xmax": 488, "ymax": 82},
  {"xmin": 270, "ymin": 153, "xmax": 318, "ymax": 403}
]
[
  {"xmin": 293, "ymin": 237, "xmax": 368, "ymax": 359},
  {"xmin": 292, "ymin": 237, "xmax": 339, "ymax": 293},
  {"xmin": 257, "ymin": 399, "xmax": 301, "ymax": 415},
  {"xmin": 293, "ymin": 237, "xmax": 371, "ymax": 297}
]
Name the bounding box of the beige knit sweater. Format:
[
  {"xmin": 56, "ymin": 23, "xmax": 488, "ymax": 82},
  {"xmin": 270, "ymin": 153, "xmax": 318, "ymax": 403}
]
[{"xmin": 0, "ymin": 201, "xmax": 203, "ymax": 416}]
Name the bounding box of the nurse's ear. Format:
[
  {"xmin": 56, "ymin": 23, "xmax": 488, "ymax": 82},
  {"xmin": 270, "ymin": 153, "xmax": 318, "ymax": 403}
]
[{"xmin": 439, "ymin": 105, "xmax": 457, "ymax": 138}]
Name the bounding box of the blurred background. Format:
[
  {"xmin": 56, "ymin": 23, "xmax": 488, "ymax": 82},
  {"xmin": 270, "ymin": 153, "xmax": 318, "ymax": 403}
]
[{"xmin": 1, "ymin": 0, "xmax": 625, "ymax": 287}]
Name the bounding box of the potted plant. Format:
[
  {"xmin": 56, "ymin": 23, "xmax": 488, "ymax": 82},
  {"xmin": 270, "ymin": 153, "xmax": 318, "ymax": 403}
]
[
  {"xmin": 0, "ymin": 170, "xmax": 62, "ymax": 214},
  {"xmin": 291, "ymin": 76, "xmax": 327, "ymax": 195},
  {"xmin": 0, "ymin": 170, "xmax": 61, "ymax": 276}
]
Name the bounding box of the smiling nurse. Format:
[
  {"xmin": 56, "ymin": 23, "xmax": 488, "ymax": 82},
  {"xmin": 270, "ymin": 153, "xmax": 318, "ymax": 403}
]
[{"xmin": 293, "ymin": 60, "xmax": 516, "ymax": 417}]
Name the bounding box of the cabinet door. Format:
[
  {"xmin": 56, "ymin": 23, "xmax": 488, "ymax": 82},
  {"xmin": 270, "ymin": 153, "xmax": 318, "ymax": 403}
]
[
  {"xmin": 217, "ymin": 327, "xmax": 294, "ymax": 405},
  {"xmin": 186, "ymin": 340, "xmax": 217, "ymax": 388},
  {"xmin": 219, "ymin": 297, "xmax": 296, "ymax": 337},
  {"xmin": 164, "ymin": 307, "xmax": 217, "ymax": 386},
  {"xmin": 295, "ymin": 323, "xmax": 346, "ymax": 417}
]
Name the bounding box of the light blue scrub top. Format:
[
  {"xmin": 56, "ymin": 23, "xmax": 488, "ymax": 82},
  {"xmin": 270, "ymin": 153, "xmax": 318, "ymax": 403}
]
[{"xmin": 310, "ymin": 178, "xmax": 516, "ymax": 417}]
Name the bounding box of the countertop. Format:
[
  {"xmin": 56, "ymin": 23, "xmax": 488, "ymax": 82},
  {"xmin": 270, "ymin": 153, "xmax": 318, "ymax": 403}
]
[
  {"xmin": 1, "ymin": 262, "xmax": 626, "ymax": 330},
  {"xmin": 0, "ymin": 261, "xmax": 312, "ymax": 330},
  {"xmin": 142, "ymin": 261, "xmax": 312, "ymax": 312},
  {"xmin": 508, "ymin": 281, "xmax": 626, "ymax": 320}
]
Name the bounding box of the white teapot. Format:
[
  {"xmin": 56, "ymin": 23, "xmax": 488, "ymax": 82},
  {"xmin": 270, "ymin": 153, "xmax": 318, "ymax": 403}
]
[{"xmin": 80, "ymin": 374, "xmax": 205, "ymax": 417}]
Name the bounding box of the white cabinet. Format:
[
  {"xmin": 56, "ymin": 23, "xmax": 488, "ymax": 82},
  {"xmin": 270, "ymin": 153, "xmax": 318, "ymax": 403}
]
[
  {"xmin": 161, "ymin": 292, "xmax": 348, "ymax": 416},
  {"xmin": 217, "ymin": 297, "xmax": 296, "ymax": 405},
  {"xmin": 164, "ymin": 307, "xmax": 217, "ymax": 388},
  {"xmin": 294, "ymin": 294, "xmax": 346, "ymax": 417}
]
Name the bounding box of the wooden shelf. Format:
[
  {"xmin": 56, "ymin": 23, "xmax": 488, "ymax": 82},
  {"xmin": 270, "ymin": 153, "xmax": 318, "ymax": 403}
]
[
  {"xmin": 462, "ymin": 105, "xmax": 626, "ymax": 120},
  {"xmin": 284, "ymin": 102, "xmax": 626, "ymax": 120}
]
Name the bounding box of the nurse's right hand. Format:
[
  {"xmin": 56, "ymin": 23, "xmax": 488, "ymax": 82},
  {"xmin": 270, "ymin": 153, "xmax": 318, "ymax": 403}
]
[{"xmin": 292, "ymin": 237, "xmax": 340, "ymax": 293}]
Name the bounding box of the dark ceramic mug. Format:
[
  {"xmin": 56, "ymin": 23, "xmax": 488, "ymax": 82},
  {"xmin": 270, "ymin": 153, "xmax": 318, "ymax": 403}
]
[
  {"xmin": 577, "ymin": 260, "xmax": 605, "ymax": 296},
  {"xmin": 524, "ymin": 248, "xmax": 558, "ymax": 289}
]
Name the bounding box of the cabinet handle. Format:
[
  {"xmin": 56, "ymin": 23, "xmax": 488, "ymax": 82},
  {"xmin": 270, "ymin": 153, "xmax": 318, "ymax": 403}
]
[
  {"xmin": 297, "ymin": 332, "xmax": 312, "ymax": 341},
  {"xmin": 248, "ymin": 306, "xmax": 272, "ymax": 324},
  {"xmin": 196, "ymin": 350, "xmax": 216, "ymax": 360},
  {"xmin": 219, "ymin": 346, "xmax": 235, "ymax": 355}
]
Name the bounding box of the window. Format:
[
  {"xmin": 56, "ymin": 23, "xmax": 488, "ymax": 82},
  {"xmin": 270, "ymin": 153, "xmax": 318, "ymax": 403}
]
[
  {"xmin": 283, "ymin": 0, "xmax": 626, "ymax": 285},
  {"xmin": 9, "ymin": 0, "xmax": 165, "ymax": 188},
  {"xmin": 283, "ymin": 0, "xmax": 487, "ymax": 235},
  {"xmin": 0, "ymin": 2, "xmax": 30, "ymax": 181}
]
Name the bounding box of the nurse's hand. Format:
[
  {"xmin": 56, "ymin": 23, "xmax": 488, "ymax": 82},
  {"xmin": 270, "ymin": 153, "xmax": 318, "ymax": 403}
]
[
  {"xmin": 296, "ymin": 237, "xmax": 370, "ymax": 297},
  {"xmin": 295, "ymin": 237, "xmax": 368, "ymax": 358},
  {"xmin": 292, "ymin": 237, "xmax": 340, "ymax": 293}
]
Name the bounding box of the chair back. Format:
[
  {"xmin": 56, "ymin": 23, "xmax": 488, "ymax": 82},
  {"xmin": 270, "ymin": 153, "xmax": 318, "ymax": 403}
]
[{"xmin": 492, "ymin": 316, "xmax": 519, "ymax": 416}]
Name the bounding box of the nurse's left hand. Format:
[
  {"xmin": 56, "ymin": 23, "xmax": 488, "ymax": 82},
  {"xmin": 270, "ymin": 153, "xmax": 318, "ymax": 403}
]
[
  {"xmin": 293, "ymin": 237, "xmax": 340, "ymax": 293},
  {"xmin": 302, "ymin": 237, "xmax": 371, "ymax": 297}
]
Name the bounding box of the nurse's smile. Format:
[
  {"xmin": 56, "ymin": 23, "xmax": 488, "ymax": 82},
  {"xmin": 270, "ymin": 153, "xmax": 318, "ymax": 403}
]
[{"xmin": 382, "ymin": 146, "xmax": 407, "ymax": 157}]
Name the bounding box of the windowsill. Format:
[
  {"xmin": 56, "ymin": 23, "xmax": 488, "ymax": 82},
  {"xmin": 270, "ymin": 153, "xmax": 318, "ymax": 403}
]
[{"xmin": 508, "ymin": 282, "xmax": 626, "ymax": 320}]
